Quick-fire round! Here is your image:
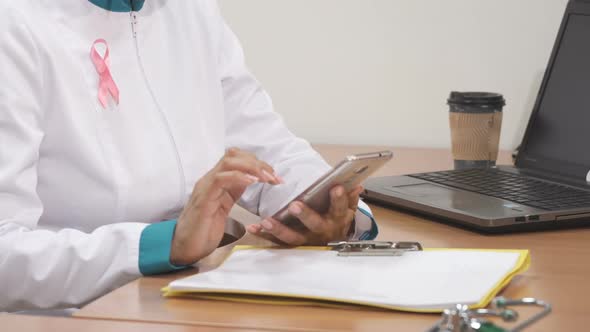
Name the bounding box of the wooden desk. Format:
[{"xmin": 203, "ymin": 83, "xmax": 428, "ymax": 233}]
[
  {"xmin": 76, "ymin": 145, "xmax": 590, "ymax": 331},
  {"xmin": 0, "ymin": 314, "xmax": 273, "ymax": 332}
]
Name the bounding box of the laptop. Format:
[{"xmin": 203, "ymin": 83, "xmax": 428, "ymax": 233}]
[{"xmin": 361, "ymin": 0, "xmax": 590, "ymax": 233}]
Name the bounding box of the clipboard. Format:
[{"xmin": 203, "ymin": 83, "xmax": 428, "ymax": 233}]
[{"xmin": 163, "ymin": 241, "xmax": 530, "ymax": 313}]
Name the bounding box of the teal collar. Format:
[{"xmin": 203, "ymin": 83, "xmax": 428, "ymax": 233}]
[{"xmin": 88, "ymin": 0, "xmax": 145, "ymax": 12}]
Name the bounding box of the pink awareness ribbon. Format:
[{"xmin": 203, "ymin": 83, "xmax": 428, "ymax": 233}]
[{"xmin": 90, "ymin": 39, "xmax": 120, "ymax": 108}]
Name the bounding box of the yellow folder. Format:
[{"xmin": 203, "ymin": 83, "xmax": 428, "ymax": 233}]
[{"xmin": 163, "ymin": 245, "xmax": 530, "ymax": 313}]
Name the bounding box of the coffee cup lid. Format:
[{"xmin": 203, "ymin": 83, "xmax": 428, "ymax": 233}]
[{"xmin": 447, "ymin": 91, "xmax": 506, "ymax": 107}]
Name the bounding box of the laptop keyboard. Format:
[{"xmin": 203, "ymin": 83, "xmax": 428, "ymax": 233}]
[{"xmin": 408, "ymin": 168, "xmax": 590, "ymax": 210}]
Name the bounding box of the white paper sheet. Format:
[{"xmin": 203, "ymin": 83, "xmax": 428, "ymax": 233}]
[{"xmin": 168, "ymin": 248, "xmax": 523, "ymax": 310}]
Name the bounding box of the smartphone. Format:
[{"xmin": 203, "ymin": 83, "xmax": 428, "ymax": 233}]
[{"xmin": 272, "ymin": 150, "xmax": 393, "ymax": 232}]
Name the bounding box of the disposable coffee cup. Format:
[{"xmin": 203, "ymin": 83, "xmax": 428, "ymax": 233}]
[{"xmin": 447, "ymin": 92, "xmax": 505, "ymax": 170}]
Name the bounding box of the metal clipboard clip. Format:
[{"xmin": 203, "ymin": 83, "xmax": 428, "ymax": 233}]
[{"xmin": 327, "ymin": 241, "xmax": 423, "ymax": 256}]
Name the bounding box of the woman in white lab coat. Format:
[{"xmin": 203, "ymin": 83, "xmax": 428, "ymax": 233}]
[{"xmin": 0, "ymin": 0, "xmax": 378, "ymax": 311}]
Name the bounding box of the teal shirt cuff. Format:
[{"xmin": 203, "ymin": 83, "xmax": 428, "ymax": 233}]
[
  {"xmin": 139, "ymin": 220, "xmax": 187, "ymax": 275},
  {"xmin": 88, "ymin": 0, "xmax": 145, "ymax": 12},
  {"xmin": 358, "ymin": 207, "xmax": 379, "ymax": 240}
]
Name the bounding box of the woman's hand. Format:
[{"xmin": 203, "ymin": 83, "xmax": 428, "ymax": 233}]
[
  {"xmin": 170, "ymin": 148, "xmax": 281, "ymax": 265},
  {"xmin": 247, "ymin": 185, "xmax": 364, "ymax": 246}
]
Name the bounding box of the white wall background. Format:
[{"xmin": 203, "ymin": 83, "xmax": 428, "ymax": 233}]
[{"xmin": 219, "ymin": 0, "xmax": 569, "ymax": 150}]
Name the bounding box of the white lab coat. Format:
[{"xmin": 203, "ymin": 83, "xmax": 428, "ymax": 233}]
[{"xmin": 0, "ymin": 0, "xmax": 375, "ymax": 311}]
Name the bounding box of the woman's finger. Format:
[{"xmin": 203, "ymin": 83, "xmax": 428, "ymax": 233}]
[
  {"xmin": 220, "ymin": 191, "xmax": 236, "ymax": 214},
  {"xmin": 209, "ymin": 170, "xmax": 258, "ymax": 200},
  {"xmin": 328, "ymin": 185, "xmax": 349, "ymax": 220},
  {"xmin": 219, "ymin": 153, "xmax": 281, "ymax": 184},
  {"xmin": 289, "ymin": 201, "xmax": 326, "ymax": 234},
  {"xmin": 347, "ymin": 185, "xmax": 364, "ymax": 211},
  {"xmin": 246, "ymin": 224, "xmax": 262, "ymax": 234},
  {"xmin": 259, "ymin": 218, "xmax": 307, "ymax": 246}
]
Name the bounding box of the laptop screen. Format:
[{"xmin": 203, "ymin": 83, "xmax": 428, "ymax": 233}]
[{"xmin": 519, "ymin": 13, "xmax": 590, "ymax": 180}]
